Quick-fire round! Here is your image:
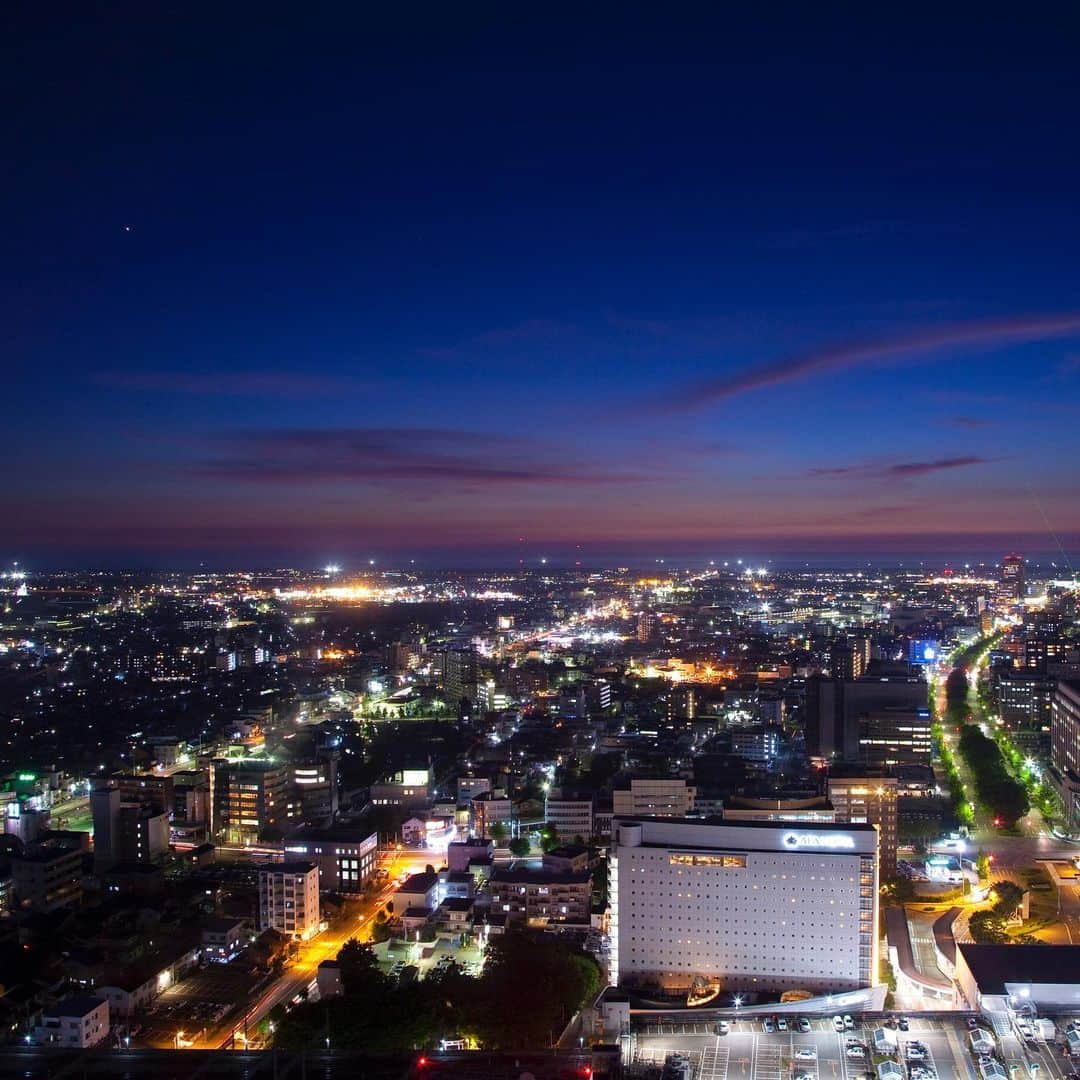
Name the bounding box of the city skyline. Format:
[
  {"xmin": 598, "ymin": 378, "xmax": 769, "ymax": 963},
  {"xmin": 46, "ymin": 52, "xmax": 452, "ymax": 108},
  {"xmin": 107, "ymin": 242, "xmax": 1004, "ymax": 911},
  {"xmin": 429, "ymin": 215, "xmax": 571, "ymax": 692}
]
[{"xmin": 7, "ymin": 8, "xmax": 1080, "ymax": 565}]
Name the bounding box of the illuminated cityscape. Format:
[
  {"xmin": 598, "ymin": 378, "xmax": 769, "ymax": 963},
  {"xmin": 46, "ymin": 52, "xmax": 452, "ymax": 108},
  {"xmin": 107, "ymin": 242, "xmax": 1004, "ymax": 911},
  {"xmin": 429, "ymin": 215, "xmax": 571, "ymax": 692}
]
[{"xmin": 6, "ymin": 6, "xmax": 1080, "ymax": 1080}]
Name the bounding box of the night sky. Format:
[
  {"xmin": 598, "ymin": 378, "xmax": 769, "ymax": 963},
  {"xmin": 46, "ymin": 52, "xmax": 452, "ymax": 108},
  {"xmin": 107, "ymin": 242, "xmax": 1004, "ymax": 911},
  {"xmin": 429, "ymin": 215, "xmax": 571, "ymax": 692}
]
[{"xmin": 6, "ymin": 8, "xmax": 1080, "ymax": 568}]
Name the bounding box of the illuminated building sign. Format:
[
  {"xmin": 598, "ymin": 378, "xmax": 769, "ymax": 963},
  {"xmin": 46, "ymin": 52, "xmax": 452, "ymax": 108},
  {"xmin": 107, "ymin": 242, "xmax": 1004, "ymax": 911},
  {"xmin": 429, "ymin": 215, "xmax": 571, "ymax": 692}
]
[{"xmin": 782, "ymin": 831, "xmax": 855, "ymax": 851}]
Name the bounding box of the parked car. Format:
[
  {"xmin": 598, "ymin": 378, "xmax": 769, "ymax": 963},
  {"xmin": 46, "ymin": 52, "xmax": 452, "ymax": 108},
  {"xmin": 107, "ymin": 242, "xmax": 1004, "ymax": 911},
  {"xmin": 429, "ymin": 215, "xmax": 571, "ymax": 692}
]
[
  {"xmin": 798, "ymin": 1018, "xmax": 812, "ymax": 1033},
  {"xmin": 844, "ymin": 1015, "xmax": 855, "ymax": 1030},
  {"xmin": 834, "ymin": 1016, "xmax": 846, "ymax": 1032},
  {"xmin": 778, "ymin": 1018, "xmax": 789, "ymax": 1032},
  {"xmin": 899, "ymin": 1017, "xmax": 910, "ymax": 1032},
  {"xmin": 796, "ymin": 1049, "xmax": 818, "ymax": 1061},
  {"xmin": 763, "ymin": 1018, "xmax": 775, "ymax": 1034},
  {"xmin": 717, "ymin": 1021, "xmax": 730, "ymax": 1035}
]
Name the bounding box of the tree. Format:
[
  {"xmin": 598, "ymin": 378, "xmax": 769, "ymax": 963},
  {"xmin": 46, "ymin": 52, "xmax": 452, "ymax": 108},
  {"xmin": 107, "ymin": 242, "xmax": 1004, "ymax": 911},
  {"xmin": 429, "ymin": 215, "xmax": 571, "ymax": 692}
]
[
  {"xmin": 539, "ymin": 824, "xmax": 559, "ymax": 853},
  {"xmin": 991, "ymin": 881, "xmax": 1024, "ymax": 919},
  {"xmin": 976, "ymin": 852, "xmax": 990, "ymax": 882},
  {"xmin": 509, "ymin": 837, "xmax": 530, "ymax": 857},
  {"xmin": 488, "ymin": 822, "xmax": 508, "ymax": 845},
  {"xmin": 337, "ymin": 939, "xmax": 388, "ymax": 998},
  {"xmin": 968, "ymin": 909, "xmax": 1010, "ymax": 943}
]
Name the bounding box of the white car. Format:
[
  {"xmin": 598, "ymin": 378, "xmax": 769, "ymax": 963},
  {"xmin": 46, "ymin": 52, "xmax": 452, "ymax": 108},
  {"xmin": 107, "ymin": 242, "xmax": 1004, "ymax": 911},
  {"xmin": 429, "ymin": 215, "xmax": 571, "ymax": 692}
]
[
  {"xmin": 847, "ymin": 1047, "xmax": 866, "ymax": 1059},
  {"xmin": 833, "ymin": 1016, "xmax": 846, "ymax": 1032},
  {"xmin": 796, "ymin": 1049, "xmax": 818, "ymax": 1061}
]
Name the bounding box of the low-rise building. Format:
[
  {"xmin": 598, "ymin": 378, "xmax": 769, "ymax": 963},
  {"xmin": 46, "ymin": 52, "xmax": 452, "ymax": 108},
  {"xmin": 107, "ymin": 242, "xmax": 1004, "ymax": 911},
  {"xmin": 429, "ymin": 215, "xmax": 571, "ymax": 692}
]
[
  {"xmin": 201, "ymin": 916, "xmax": 247, "ymax": 962},
  {"xmin": 317, "ymin": 959, "xmax": 342, "ymax": 999},
  {"xmin": 489, "ymin": 866, "xmax": 592, "ymax": 927},
  {"xmin": 394, "ymin": 870, "xmax": 440, "ymax": 914},
  {"xmin": 470, "ymin": 793, "xmax": 513, "ymax": 839},
  {"xmin": 33, "ymin": 995, "xmax": 109, "ymax": 1048},
  {"xmin": 447, "ymin": 837, "xmax": 493, "ymax": 873}
]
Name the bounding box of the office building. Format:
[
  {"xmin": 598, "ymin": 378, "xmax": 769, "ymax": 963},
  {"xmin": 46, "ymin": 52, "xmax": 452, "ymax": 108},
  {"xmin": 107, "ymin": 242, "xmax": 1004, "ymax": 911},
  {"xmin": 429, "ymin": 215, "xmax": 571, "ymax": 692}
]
[
  {"xmin": 721, "ymin": 797, "xmax": 835, "ymax": 824},
  {"xmin": 292, "ymin": 753, "xmax": 339, "ymax": 824},
  {"xmin": 90, "ymin": 785, "xmax": 121, "ymax": 872},
  {"xmin": 283, "ymin": 826, "xmax": 378, "ymax": 894},
  {"xmin": 831, "ymin": 637, "xmax": 870, "ymax": 680},
  {"xmin": 214, "ymin": 759, "xmax": 296, "ymax": 845},
  {"xmin": 997, "ymin": 670, "xmax": 1053, "ymax": 732},
  {"xmin": 612, "ymin": 777, "xmax": 696, "ymax": 817},
  {"xmin": 1050, "ymin": 681, "xmax": 1080, "ymax": 830},
  {"xmin": 806, "ymin": 672, "xmax": 929, "ymax": 764},
  {"xmin": 998, "ymin": 553, "xmax": 1026, "ymax": 609},
  {"xmin": 637, "ymin": 611, "xmax": 658, "ymax": 643},
  {"xmin": 730, "ymin": 724, "xmax": 780, "ymax": 765},
  {"xmin": 12, "ymin": 836, "xmax": 84, "ymax": 911},
  {"xmin": 91, "ymin": 781, "xmax": 169, "ymax": 869},
  {"xmin": 827, "ymin": 772, "xmax": 899, "ymax": 879},
  {"xmin": 370, "ymin": 768, "xmax": 430, "ymax": 809},
  {"xmin": 857, "ymin": 706, "xmax": 933, "ymax": 766},
  {"xmin": 170, "ymin": 770, "xmax": 210, "ymax": 843},
  {"xmin": 610, "ymin": 817, "xmax": 878, "ymax": 993},
  {"xmin": 545, "ymin": 795, "xmax": 594, "ymax": 841},
  {"xmin": 456, "ymin": 776, "xmax": 492, "ymax": 803},
  {"xmin": 257, "ymin": 861, "xmax": 320, "ymax": 938},
  {"xmin": 441, "ymin": 648, "xmax": 478, "ymax": 706},
  {"xmin": 470, "ymin": 792, "xmax": 513, "ymax": 838}
]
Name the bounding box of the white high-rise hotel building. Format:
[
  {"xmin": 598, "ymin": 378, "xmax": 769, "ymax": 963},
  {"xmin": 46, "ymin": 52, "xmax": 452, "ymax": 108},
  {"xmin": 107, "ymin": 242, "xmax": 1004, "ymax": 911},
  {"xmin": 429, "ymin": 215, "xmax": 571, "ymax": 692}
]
[{"xmin": 610, "ymin": 817, "xmax": 879, "ymax": 993}]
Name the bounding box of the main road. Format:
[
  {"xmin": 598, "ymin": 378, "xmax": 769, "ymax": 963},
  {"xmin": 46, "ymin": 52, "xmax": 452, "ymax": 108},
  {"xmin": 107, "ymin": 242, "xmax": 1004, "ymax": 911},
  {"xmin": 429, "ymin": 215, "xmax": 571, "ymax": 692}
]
[{"xmin": 153, "ymin": 846, "xmax": 442, "ymax": 1050}]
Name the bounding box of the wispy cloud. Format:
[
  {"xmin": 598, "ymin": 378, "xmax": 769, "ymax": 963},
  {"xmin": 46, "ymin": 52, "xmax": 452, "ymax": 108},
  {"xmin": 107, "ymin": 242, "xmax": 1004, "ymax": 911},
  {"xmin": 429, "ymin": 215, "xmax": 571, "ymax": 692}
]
[
  {"xmin": 659, "ymin": 313, "xmax": 1080, "ymax": 410},
  {"xmin": 949, "ymin": 415, "xmax": 993, "ymax": 428},
  {"xmin": 808, "ymin": 455, "xmax": 993, "ymax": 480},
  {"xmin": 192, "ymin": 427, "xmax": 648, "ymax": 487},
  {"xmin": 93, "ymin": 370, "xmax": 369, "ymax": 397},
  {"xmin": 419, "ymin": 319, "xmax": 579, "ymax": 360}
]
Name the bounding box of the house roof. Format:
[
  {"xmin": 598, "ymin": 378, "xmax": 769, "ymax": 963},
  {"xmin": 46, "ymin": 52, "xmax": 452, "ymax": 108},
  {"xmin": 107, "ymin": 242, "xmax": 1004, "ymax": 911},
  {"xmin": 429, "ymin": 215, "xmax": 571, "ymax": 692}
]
[{"xmin": 48, "ymin": 995, "xmax": 106, "ymax": 1019}]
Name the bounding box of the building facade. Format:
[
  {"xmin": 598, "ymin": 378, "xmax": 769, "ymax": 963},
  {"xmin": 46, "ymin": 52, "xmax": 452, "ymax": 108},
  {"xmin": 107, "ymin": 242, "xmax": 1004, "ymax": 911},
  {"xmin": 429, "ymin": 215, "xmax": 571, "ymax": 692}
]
[
  {"xmin": 612, "ymin": 778, "xmax": 696, "ymax": 817},
  {"xmin": 610, "ymin": 817, "xmax": 878, "ymax": 994},
  {"xmin": 284, "ymin": 828, "xmax": 378, "ymax": 895},
  {"xmin": 257, "ymin": 861, "xmax": 320, "ymax": 938},
  {"xmin": 214, "ymin": 759, "xmax": 297, "ymax": 846},
  {"xmin": 827, "ymin": 774, "xmax": 898, "ymax": 879},
  {"xmin": 489, "ymin": 866, "xmax": 592, "ymax": 927},
  {"xmin": 545, "ymin": 796, "xmax": 594, "ymax": 840},
  {"xmin": 1051, "ymin": 680, "xmax": 1080, "ymax": 830}
]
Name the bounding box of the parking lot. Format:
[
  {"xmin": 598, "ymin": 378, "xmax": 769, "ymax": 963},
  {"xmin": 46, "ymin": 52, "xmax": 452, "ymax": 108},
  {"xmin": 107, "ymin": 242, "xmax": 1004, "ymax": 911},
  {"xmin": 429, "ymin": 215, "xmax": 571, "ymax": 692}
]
[
  {"xmin": 138, "ymin": 964, "xmax": 268, "ymax": 1046},
  {"xmin": 630, "ymin": 1014, "xmax": 1076, "ymax": 1080}
]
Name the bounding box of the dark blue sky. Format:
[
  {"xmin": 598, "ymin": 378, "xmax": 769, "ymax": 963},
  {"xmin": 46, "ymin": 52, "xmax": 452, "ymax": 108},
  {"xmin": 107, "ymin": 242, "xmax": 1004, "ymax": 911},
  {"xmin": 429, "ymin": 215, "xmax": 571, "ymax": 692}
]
[{"xmin": 5, "ymin": 6, "xmax": 1080, "ymax": 568}]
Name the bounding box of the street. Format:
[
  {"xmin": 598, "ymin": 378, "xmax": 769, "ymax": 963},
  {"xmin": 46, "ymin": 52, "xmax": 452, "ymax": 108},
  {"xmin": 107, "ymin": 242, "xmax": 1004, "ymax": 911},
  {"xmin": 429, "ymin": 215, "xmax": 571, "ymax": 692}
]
[{"xmin": 147, "ymin": 846, "xmax": 440, "ymax": 1049}]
